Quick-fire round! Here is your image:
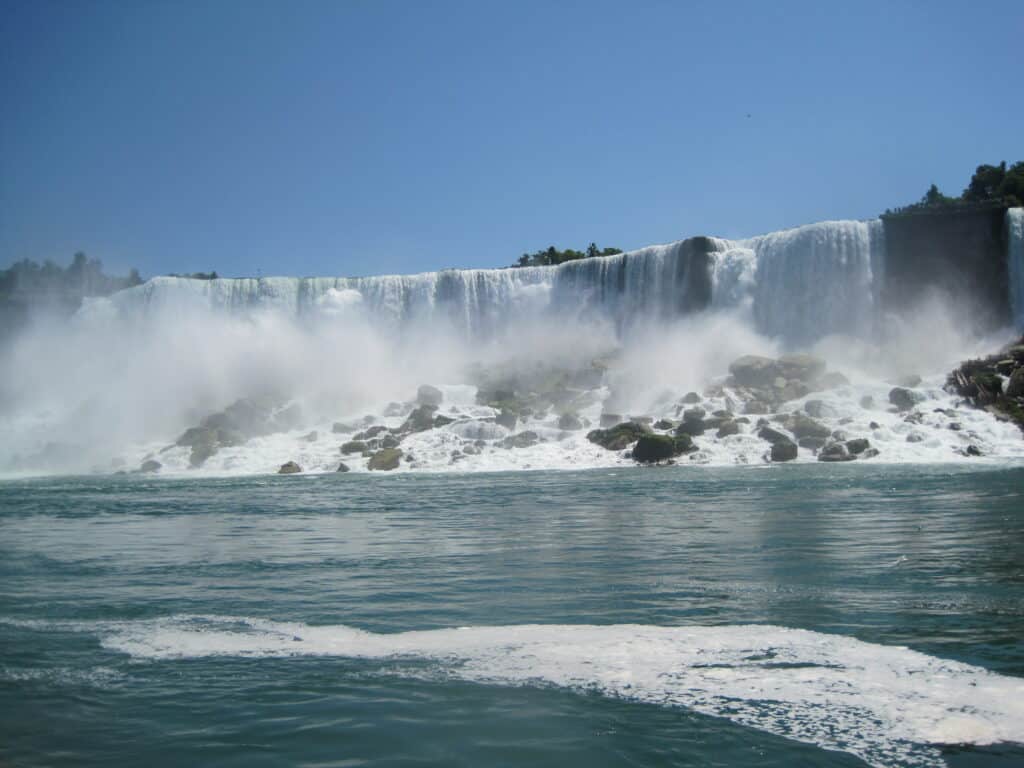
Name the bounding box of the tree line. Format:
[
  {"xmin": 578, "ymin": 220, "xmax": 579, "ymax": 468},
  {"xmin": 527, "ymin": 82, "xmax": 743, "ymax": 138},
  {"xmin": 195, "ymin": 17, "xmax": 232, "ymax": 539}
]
[
  {"xmin": 885, "ymin": 160, "xmax": 1024, "ymax": 216},
  {"xmin": 513, "ymin": 242, "xmax": 623, "ymax": 268}
]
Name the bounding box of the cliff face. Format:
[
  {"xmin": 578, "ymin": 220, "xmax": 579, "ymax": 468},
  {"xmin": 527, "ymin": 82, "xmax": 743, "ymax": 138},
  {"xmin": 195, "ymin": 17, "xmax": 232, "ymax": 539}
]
[{"xmin": 881, "ymin": 207, "xmax": 1010, "ymax": 329}]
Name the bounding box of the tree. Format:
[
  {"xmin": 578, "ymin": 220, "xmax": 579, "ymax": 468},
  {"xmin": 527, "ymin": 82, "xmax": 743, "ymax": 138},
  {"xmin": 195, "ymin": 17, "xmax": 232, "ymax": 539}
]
[{"xmin": 963, "ymin": 162, "xmax": 1007, "ymax": 202}]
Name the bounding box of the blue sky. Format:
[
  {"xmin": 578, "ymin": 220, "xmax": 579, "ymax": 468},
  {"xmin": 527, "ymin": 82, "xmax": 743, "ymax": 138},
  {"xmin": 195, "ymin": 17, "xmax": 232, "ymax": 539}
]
[{"xmin": 1, "ymin": 1, "xmax": 1021, "ymax": 278}]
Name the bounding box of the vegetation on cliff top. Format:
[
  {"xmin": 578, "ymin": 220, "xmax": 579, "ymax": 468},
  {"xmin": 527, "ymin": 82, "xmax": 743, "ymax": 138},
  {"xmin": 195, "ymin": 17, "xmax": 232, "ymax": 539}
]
[
  {"xmin": 512, "ymin": 242, "xmax": 623, "ymax": 268},
  {"xmin": 884, "ymin": 160, "xmax": 1024, "ymax": 216}
]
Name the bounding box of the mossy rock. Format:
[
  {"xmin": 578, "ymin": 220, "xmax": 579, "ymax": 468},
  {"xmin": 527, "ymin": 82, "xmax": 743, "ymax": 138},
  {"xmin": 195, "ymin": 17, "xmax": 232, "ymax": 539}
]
[
  {"xmin": 368, "ymin": 448, "xmax": 403, "ymax": 471},
  {"xmin": 586, "ymin": 422, "xmax": 648, "ymax": 451},
  {"xmin": 399, "ymin": 405, "xmax": 438, "ymax": 434},
  {"xmin": 277, "ymin": 461, "xmax": 302, "ymax": 474},
  {"xmin": 340, "ymin": 440, "xmax": 368, "ymax": 455}
]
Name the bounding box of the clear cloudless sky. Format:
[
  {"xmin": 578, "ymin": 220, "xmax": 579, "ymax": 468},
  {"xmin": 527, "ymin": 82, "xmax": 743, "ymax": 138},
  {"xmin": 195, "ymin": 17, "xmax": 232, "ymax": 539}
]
[{"xmin": 1, "ymin": 0, "xmax": 1022, "ymax": 278}]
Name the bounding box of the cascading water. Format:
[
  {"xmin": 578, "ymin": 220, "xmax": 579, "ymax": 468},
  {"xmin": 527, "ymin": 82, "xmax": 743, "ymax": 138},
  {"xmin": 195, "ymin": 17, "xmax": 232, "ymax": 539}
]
[
  {"xmin": 101, "ymin": 221, "xmax": 885, "ymax": 346},
  {"xmin": 1008, "ymin": 208, "xmax": 1024, "ymax": 330}
]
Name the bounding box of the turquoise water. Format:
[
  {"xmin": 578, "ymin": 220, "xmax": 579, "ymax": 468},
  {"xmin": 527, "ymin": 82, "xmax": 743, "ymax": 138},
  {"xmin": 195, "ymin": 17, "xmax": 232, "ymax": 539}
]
[{"xmin": 2, "ymin": 465, "xmax": 1023, "ymax": 767}]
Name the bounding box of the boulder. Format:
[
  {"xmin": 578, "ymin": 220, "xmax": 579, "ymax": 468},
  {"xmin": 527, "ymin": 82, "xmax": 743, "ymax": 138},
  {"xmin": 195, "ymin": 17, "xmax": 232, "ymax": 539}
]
[
  {"xmin": 433, "ymin": 414, "xmax": 456, "ymax": 428},
  {"xmin": 729, "ymin": 355, "xmax": 781, "ymax": 387},
  {"xmin": 501, "ymin": 431, "xmax": 540, "ymax": 449},
  {"xmin": 778, "ymin": 354, "xmax": 827, "ymax": 382},
  {"xmin": 557, "ymin": 412, "xmax": 584, "ymax": 431},
  {"xmin": 682, "ymin": 407, "xmax": 706, "ymax": 423},
  {"xmin": 633, "ymin": 434, "xmax": 695, "ymax": 463},
  {"xmin": 354, "ymin": 425, "xmax": 389, "ymax": 441},
  {"xmin": 336, "ymin": 462, "xmax": 350, "ymax": 473},
  {"xmin": 653, "ymin": 419, "xmax": 675, "ymax": 430},
  {"xmin": 340, "ymin": 441, "xmax": 368, "ymax": 455},
  {"xmin": 493, "ymin": 408, "xmax": 518, "ymax": 430},
  {"xmin": 417, "ymin": 384, "xmax": 444, "ymax": 406},
  {"xmin": 368, "ymin": 448, "xmax": 403, "ymax": 470},
  {"xmin": 758, "ymin": 425, "xmax": 792, "ymax": 445},
  {"xmin": 675, "ymin": 419, "xmax": 706, "ymax": 437},
  {"xmin": 1007, "ymin": 368, "xmax": 1024, "ymax": 398},
  {"xmin": 845, "ymin": 438, "xmax": 871, "ymax": 455},
  {"xmin": 681, "ymin": 392, "xmax": 702, "ymax": 404},
  {"xmin": 906, "ymin": 432, "xmax": 925, "ymax": 443},
  {"xmin": 140, "ymin": 459, "xmax": 162, "ymax": 473},
  {"xmin": 818, "ymin": 443, "xmax": 854, "ymax": 462},
  {"xmin": 587, "ymin": 422, "xmax": 648, "ymax": 451},
  {"xmin": 789, "ymin": 413, "xmax": 831, "ymax": 440},
  {"xmin": 716, "ymin": 420, "xmax": 740, "ymax": 438},
  {"xmin": 889, "ymin": 387, "xmax": 925, "ymax": 411},
  {"xmin": 770, "ymin": 441, "xmax": 798, "ymax": 462},
  {"xmin": 803, "ymin": 400, "xmax": 836, "ymax": 419},
  {"xmin": 278, "ymin": 461, "xmax": 302, "ymax": 474},
  {"xmin": 399, "ymin": 404, "xmax": 438, "ymax": 434}
]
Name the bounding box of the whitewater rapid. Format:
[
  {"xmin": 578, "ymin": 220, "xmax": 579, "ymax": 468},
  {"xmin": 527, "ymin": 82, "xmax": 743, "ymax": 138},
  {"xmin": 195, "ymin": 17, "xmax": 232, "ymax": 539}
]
[{"xmin": 9, "ymin": 614, "xmax": 1022, "ymax": 768}]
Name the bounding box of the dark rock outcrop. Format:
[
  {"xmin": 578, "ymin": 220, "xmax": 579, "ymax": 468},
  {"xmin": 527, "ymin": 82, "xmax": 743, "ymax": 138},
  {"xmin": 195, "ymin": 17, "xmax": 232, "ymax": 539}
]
[
  {"xmin": 946, "ymin": 337, "xmax": 1024, "ymax": 431},
  {"xmin": 278, "ymin": 461, "xmax": 302, "ymax": 474},
  {"xmin": 889, "ymin": 387, "xmax": 925, "ymax": 411},
  {"xmin": 417, "ymin": 384, "xmax": 444, "ymax": 407},
  {"xmin": 368, "ymin": 448, "xmax": 402, "ymax": 471},
  {"xmin": 632, "ymin": 434, "xmax": 696, "ymax": 463},
  {"xmin": 587, "ymin": 422, "xmax": 649, "ymax": 451}
]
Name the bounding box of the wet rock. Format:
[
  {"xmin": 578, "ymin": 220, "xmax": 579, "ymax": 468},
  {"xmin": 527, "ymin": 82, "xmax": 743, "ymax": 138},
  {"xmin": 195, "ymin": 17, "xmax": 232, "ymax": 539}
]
[
  {"xmin": 433, "ymin": 414, "xmax": 456, "ymax": 428},
  {"xmin": 417, "ymin": 384, "xmax": 444, "ymax": 407},
  {"xmin": 675, "ymin": 418, "xmax": 706, "ymax": 437},
  {"xmin": 277, "ymin": 461, "xmax": 302, "ymax": 474},
  {"xmin": 140, "ymin": 459, "xmax": 162, "ymax": 473},
  {"xmin": 379, "ymin": 434, "xmax": 401, "ymax": 449},
  {"xmin": 889, "ymin": 387, "xmax": 925, "ymax": 411},
  {"xmin": 729, "ymin": 355, "xmax": 782, "ymax": 387},
  {"xmin": 340, "ymin": 440, "xmax": 368, "ymax": 455},
  {"xmin": 587, "ymin": 422, "xmax": 648, "ymax": 451},
  {"xmin": 948, "ymin": 422, "xmax": 963, "ymax": 431},
  {"xmin": 682, "ymin": 407, "xmax": 706, "ymax": 423},
  {"xmin": 789, "ymin": 413, "xmax": 831, "ymax": 440},
  {"xmin": 869, "ymin": 421, "xmax": 881, "ymax": 430},
  {"xmin": 758, "ymin": 425, "xmax": 792, "ymax": 445},
  {"xmin": 681, "ymin": 392, "xmax": 702, "ymax": 404},
  {"xmin": 845, "ymin": 438, "xmax": 871, "ymax": 455},
  {"xmin": 778, "ymin": 354, "xmax": 827, "ymax": 382},
  {"xmin": 804, "ymin": 400, "xmax": 836, "ymax": 419},
  {"xmin": 354, "ymin": 425, "xmax": 389, "ymax": 441},
  {"xmin": 861, "ymin": 447, "xmax": 881, "ymax": 459},
  {"xmin": 501, "ymin": 431, "xmax": 540, "ymax": 449},
  {"xmin": 495, "ymin": 409, "xmax": 518, "ymax": 430},
  {"xmin": 818, "ymin": 443, "xmax": 854, "ymax": 462},
  {"xmin": 770, "ymin": 441, "xmax": 798, "ymax": 462},
  {"xmin": 368, "ymin": 448, "xmax": 403, "ymax": 471},
  {"xmin": 1007, "ymin": 368, "xmax": 1024, "ymax": 398},
  {"xmin": 653, "ymin": 419, "xmax": 675, "ymax": 431},
  {"xmin": 632, "ymin": 434, "xmax": 696, "ymax": 463},
  {"xmin": 734, "ymin": 416, "xmax": 751, "ymax": 425},
  {"xmin": 963, "ymin": 444, "xmax": 983, "ymax": 457},
  {"xmin": 716, "ymin": 420, "xmax": 740, "ymax": 438},
  {"xmin": 906, "ymin": 432, "xmax": 925, "ymax": 443},
  {"xmin": 831, "ymin": 429, "xmax": 849, "ymax": 442},
  {"xmin": 336, "ymin": 462, "xmax": 350, "ymax": 473},
  {"xmin": 557, "ymin": 412, "xmax": 584, "ymax": 431},
  {"xmin": 399, "ymin": 404, "xmax": 438, "ymax": 434}
]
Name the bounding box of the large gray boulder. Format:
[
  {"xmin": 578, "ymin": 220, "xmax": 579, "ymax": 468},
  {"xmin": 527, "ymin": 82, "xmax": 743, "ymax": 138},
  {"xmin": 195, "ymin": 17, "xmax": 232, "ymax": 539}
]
[
  {"xmin": 587, "ymin": 422, "xmax": 648, "ymax": 451},
  {"xmin": 889, "ymin": 387, "xmax": 925, "ymax": 411},
  {"xmin": 729, "ymin": 355, "xmax": 782, "ymax": 388},
  {"xmin": 770, "ymin": 441, "xmax": 798, "ymax": 462},
  {"xmin": 368, "ymin": 448, "xmax": 402, "ymax": 471},
  {"xmin": 417, "ymin": 384, "xmax": 444, "ymax": 407},
  {"xmin": 278, "ymin": 461, "xmax": 302, "ymax": 474},
  {"xmin": 633, "ymin": 434, "xmax": 695, "ymax": 463}
]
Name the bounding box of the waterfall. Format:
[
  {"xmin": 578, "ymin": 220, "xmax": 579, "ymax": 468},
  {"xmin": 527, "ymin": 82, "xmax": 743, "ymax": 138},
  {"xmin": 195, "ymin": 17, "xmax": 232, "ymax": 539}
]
[
  {"xmin": 98, "ymin": 220, "xmax": 888, "ymax": 345},
  {"xmin": 1008, "ymin": 208, "xmax": 1024, "ymax": 330}
]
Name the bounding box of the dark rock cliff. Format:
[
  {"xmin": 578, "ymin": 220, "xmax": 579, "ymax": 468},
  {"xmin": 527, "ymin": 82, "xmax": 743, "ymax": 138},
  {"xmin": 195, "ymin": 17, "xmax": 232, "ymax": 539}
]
[{"xmin": 881, "ymin": 206, "xmax": 1010, "ymax": 329}]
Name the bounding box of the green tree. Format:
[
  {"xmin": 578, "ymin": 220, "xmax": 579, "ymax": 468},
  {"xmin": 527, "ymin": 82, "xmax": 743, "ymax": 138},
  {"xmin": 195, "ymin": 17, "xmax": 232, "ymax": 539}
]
[{"xmin": 963, "ymin": 162, "xmax": 1007, "ymax": 202}]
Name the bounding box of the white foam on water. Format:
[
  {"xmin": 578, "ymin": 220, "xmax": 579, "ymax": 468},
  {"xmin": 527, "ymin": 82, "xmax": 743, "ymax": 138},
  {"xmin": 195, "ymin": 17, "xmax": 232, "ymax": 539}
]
[{"xmin": 8, "ymin": 615, "xmax": 1022, "ymax": 767}]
